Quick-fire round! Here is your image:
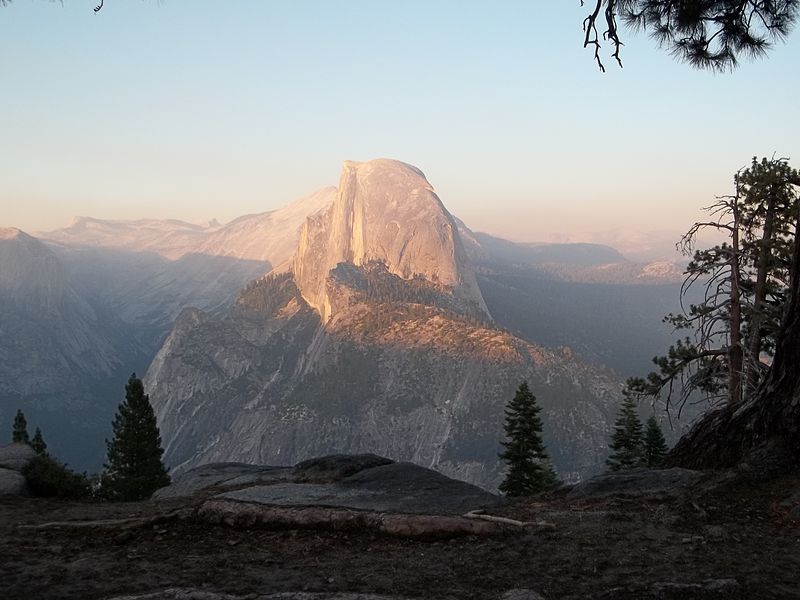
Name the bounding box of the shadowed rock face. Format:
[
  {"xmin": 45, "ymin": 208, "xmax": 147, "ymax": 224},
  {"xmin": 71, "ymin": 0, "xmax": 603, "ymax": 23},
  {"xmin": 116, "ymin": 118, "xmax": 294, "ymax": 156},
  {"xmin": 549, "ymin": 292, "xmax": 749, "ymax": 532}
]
[
  {"xmin": 220, "ymin": 462, "xmax": 504, "ymax": 516},
  {"xmin": 293, "ymin": 160, "xmax": 487, "ymax": 322}
]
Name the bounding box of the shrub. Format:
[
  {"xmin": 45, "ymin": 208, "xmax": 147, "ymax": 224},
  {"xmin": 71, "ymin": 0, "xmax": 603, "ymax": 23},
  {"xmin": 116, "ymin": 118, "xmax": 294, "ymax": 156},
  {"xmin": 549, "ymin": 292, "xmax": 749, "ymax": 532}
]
[{"xmin": 23, "ymin": 454, "xmax": 92, "ymax": 499}]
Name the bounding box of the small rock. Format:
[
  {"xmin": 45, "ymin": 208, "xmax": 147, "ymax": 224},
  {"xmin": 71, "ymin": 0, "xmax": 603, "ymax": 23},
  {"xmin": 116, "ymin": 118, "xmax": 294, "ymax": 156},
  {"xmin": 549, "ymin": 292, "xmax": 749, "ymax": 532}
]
[
  {"xmin": 680, "ymin": 535, "xmax": 704, "ymax": 544},
  {"xmin": 114, "ymin": 532, "xmax": 134, "ymax": 545},
  {"xmin": 227, "ymin": 539, "xmax": 239, "ymax": 546},
  {"xmin": 703, "ymin": 525, "xmax": 729, "ymax": 542}
]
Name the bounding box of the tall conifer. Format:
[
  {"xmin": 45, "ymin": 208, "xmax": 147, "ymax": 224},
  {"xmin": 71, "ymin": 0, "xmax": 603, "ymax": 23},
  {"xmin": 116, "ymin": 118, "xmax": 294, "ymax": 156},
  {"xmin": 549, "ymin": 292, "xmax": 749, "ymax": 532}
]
[
  {"xmin": 606, "ymin": 393, "xmax": 644, "ymax": 471},
  {"xmin": 12, "ymin": 409, "xmax": 30, "ymax": 445},
  {"xmin": 102, "ymin": 374, "xmax": 170, "ymax": 501},
  {"xmin": 644, "ymin": 416, "xmax": 668, "ymax": 468},
  {"xmin": 499, "ymin": 381, "xmax": 558, "ymax": 496},
  {"xmin": 30, "ymin": 427, "xmax": 47, "ymax": 456}
]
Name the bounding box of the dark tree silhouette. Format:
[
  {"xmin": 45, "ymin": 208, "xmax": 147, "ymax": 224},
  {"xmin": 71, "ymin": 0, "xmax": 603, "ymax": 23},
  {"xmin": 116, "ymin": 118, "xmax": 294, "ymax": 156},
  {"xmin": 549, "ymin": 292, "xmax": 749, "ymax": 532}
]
[
  {"xmin": 606, "ymin": 393, "xmax": 644, "ymax": 471},
  {"xmin": 102, "ymin": 373, "xmax": 170, "ymax": 501},
  {"xmin": 581, "ymin": 0, "xmax": 799, "ymax": 71},
  {"xmin": 644, "ymin": 416, "xmax": 668, "ymax": 467},
  {"xmin": 499, "ymin": 381, "xmax": 558, "ymax": 496},
  {"xmin": 12, "ymin": 409, "xmax": 30, "ymax": 445},
  {"xmin": 30, "ymin": 427, "xmax": 48, "ymax": 456}
]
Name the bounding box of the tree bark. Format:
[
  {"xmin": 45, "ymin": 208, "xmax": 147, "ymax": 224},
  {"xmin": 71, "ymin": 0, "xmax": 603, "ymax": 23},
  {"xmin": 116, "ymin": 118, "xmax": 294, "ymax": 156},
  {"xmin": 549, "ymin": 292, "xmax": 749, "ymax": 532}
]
[
  {"xmin": 744, "ymin": 190, "xmax": 778, "ymax": 397},
  {"xmin": 728, "ymin": 196, "xmax": 743, "ymax": 406}
]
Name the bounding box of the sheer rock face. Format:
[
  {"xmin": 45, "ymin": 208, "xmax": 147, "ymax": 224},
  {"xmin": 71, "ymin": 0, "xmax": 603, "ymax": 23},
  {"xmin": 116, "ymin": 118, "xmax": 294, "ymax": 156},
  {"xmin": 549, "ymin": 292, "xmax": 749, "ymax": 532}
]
[{"xmin": 293, "ymin": 160, "xmax": 487, "ymax": 322}]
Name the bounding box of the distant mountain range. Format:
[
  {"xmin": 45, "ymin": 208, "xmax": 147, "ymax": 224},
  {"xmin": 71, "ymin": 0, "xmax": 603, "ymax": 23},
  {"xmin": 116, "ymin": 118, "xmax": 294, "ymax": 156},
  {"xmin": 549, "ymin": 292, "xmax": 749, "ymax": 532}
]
[{"xmin": 1, "ymin": 160, "xmax": 697, "ymax": 482}]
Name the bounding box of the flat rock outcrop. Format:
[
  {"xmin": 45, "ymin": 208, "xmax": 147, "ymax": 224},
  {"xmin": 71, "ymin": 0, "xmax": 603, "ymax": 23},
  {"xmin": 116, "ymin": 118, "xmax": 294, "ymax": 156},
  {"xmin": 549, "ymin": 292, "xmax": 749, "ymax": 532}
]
[
  {"xmin": 568, "ymin": 467, "xmax": 708, "ymax": 499},
  {"xmin": 220, "ymin": 461, "xmax": 503, "ymax": 516},
  {"xmin": 157, "ymin": 455, "xmax": 507, "ymax": 537},
  {"xmin": 154, "ymin": 463, "xmax": 292, "ymax": 499}
]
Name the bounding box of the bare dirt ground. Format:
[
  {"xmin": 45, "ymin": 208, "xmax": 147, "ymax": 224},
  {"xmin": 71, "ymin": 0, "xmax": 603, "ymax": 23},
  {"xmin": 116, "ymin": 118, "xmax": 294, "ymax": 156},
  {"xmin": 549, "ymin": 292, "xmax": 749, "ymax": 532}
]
[{"xmin": 1, "ymin": 472, "xmax": 799, "ymax": 600}]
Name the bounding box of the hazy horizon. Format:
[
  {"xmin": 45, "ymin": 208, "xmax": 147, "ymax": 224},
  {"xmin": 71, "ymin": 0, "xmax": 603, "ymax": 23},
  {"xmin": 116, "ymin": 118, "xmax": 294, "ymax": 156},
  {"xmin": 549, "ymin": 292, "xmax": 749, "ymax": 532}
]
[{"xmin": 2, "ymin": 1, "xmax": 797, "ymax": 258}]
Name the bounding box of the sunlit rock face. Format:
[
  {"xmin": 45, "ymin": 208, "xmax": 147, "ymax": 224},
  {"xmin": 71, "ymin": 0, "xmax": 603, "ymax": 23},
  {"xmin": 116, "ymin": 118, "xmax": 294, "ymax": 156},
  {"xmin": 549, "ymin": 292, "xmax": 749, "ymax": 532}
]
[
  {"xmin": 147, "ymin": 159, "xmax": 623, "ymax": 490},
  {"xmin": 293, "ymin": 159, "xmax": 487, "ymax": 322}
]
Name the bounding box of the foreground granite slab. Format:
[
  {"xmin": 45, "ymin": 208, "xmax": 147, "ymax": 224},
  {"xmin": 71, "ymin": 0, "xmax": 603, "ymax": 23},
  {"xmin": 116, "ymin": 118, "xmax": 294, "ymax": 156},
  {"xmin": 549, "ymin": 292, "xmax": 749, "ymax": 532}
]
[
  {"xmin": 159, "ymin": 456, "xmax": 508, "ymax": 537},
  {"xmin": 218, "ymin": 462, "xmax": 503, "ymax": 516}
]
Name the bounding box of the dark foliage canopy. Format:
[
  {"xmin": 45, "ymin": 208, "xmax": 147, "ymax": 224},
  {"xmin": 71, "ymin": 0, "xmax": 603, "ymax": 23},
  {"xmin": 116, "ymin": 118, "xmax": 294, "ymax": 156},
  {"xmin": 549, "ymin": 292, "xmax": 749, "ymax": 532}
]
[
  {"xmin": 582, "ymin": 0, "xmax": 799, "ymax": 71},
  {"xmin": 499, "ymin": 381, "xmax": 558, "ymax": 496},
  {"xmin": 23, "ymin": 454, "xmax": 91, "ymax": 499},
  {"xmin": 102, "ymin": 373, "xmax": 170, "ymax": 501}
]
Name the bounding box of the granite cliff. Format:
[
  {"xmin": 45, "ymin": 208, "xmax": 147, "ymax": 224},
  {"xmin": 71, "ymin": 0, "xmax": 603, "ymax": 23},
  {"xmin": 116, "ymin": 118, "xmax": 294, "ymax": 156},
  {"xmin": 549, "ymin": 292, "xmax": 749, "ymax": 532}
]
[
  {"xmin": 292, "ymin": 160, "xmax": 487, "ymax": 321},
  {"xmin": 146, "ymin": 160, "xmax": 623, "ymax": 488}
]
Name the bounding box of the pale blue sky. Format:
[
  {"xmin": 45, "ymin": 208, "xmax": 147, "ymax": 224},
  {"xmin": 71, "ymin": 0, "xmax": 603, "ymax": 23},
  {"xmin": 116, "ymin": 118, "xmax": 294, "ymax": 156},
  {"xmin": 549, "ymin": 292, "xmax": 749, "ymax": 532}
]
[{"xmin": 1, "ymin": 1, "xmax": 798, "ymax": 252}]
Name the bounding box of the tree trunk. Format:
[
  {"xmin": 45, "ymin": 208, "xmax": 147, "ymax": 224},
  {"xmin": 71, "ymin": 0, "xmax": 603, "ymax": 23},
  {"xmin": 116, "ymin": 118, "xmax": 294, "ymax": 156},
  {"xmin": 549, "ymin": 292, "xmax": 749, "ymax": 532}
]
[
  {"xmin": 744, "ymin": 190, "xmax": 777, "ymax": 397},
  {"xmin": 728, "ymin": 197, "xmax": 743, "ymax": 406}
]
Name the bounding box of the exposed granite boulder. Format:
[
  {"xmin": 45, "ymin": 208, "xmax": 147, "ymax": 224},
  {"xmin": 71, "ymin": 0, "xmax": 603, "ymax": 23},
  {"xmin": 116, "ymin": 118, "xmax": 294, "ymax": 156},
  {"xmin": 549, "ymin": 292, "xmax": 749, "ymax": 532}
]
[
  {"xmin": 292, "ymin": 454, "xmax": 394, "ymax": 483},
  {"xmin": 0, "ymin": 467, "xmax": 28, "ymax": 496},
  {"xmin": 220, "ymin": 461, "xmax": 503, "ymax": 516},
  {"xmin": 0, "ymin": 443, "xmax": 36, "ymax": 471},
  {"xmin": 568, "ymin": 468, "xmax": 707, "ymax": 499},
  {"xmin": 154, "ymin": 463, "xmax": 291, "ymax": 499}
]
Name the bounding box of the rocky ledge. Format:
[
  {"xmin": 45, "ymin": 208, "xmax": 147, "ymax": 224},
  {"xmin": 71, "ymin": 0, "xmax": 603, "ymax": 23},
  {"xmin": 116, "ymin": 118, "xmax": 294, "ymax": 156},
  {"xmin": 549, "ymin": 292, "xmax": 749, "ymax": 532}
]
[{"xmin": 157, "ymin": 454, "xmax": 508, "ymax": 538}]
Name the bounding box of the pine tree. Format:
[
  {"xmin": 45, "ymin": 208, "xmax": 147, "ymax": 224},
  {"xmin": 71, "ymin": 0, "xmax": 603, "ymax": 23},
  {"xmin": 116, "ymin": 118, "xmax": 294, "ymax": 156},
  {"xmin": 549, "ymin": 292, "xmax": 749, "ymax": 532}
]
[
  {"xmin": 643, "ymin": 416, "xmax": 668, "ymax": 468},
  {"xmin": 102, "ymin": 373, "xmax": 170, "ymax": 501},
  {"xmin": 30, "ymin": 427, "xmax": 47, "ymax": 456},
  {"xmin": 499, "ymin": 381, "xmax": 558, "ymax": 497},
  {"xmin": 606, "ymin": 393, "xmax": 644, "ymax": 471},
  {"xmin": 12, "ymin": 409, "xmax": 30, "ymax": 445}
]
